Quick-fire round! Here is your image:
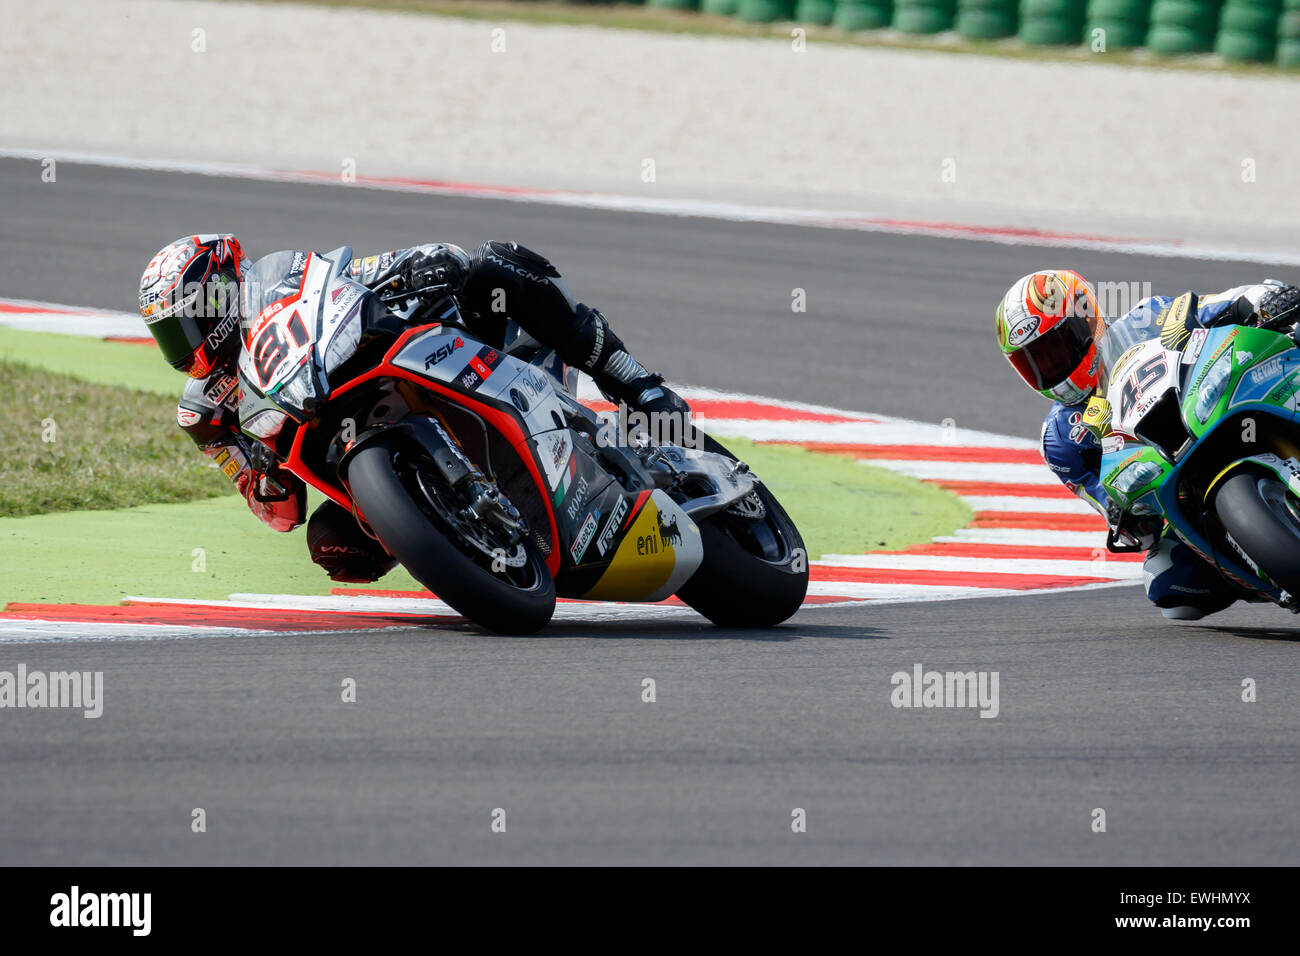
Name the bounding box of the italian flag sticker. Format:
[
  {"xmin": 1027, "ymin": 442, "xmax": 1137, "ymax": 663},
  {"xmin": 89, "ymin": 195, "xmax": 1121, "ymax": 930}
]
[{"xmin": 553, "ymin": 453, "xmax": 579, "ymax": 505}]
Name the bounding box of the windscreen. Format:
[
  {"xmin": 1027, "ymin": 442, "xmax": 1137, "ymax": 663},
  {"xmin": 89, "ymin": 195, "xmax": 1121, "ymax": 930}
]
[
  {"xmin": 1096, "ymin": 310, "xmax": 1161, "ymax": 394},
  {"xmin": 240, "ymin": 251, "xmax": 308, "ymax": 336}
]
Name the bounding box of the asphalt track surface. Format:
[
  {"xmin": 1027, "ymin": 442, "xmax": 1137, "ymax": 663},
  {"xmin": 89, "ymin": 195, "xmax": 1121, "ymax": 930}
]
[{"xmin": 1, "ymin": 158, "xmax": 1297, "ymax": 865}]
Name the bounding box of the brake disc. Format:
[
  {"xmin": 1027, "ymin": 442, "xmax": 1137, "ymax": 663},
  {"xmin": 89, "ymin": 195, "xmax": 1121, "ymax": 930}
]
[{"xmin": 726, "ymin": 490, "xmax": 766, "ymax": 520}]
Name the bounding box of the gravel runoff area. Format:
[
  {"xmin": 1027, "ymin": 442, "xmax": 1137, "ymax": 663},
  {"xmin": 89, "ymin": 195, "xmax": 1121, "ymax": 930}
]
[{"xmin": 2, "ymin": 0, "xmax": 1299, "ymax": 251}]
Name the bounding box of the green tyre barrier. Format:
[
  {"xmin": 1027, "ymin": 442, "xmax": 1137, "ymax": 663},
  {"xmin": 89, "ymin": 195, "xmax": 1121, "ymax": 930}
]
[
  {"xmin": 956, "ymin": 8, "xmax": 1020, "ymax": 34},
  {"xmin": 1085, "ymin": 18, "xmax": 1150, "ymax": 43},
  {"xmin": 795, "ymin": 0, "xmax": 838, "ymax": 21},
  {"xmin": 1146, "ymin": 23, "xmax": 1217, "ymax": 50},
  {"xmin": 836, "ymin": 0, "xmax": 896, "ymax": 27},
  {"xmin": 893, "ymin": 5, "xmax": 958, "ymax": 31},
  {"xmin": 701, "ymin": 0, "xmax": 741, "ymax": 12},
  {"xmin": 737, "ymin": 0, "xmax": 798, "ymax": 19},
  {"xmin": 1087, "ymin": 0, "xmax": 1151, "ymax": 18},
  {"xmin": 1220, "ymin": 3, "xmax": 1280, "ymax": 33},
  {"xmin": 1277, "ymin": 37, "xmax": 1300, "ymax": 61},
  {"xmin": 647, "ymin": 0, "xmax": 699, "ymax": 8},
  {"xmin": 1019, "ymin": 16, "xmax": 1086, "ymax": 41},
  {"xmin": 1021, "ymin": 0, "xmax": 1087, "ymax": 16},
  {"xmin": 1216, "ymin": 29, "xmax": 1277, "ymax": 58},
  {"xmin": 1149, "ymin": 0, "xmax": 1221, "ymax": 32}
]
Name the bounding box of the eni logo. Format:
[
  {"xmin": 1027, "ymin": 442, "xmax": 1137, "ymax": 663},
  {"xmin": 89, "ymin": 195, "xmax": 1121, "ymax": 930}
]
[{"xmin": 657, "ymin": 512, "xmax": 682, "ymax": 547}]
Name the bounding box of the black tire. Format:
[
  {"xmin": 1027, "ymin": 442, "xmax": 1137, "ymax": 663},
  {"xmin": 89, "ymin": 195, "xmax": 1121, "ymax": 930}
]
[
  {"xmin": 1213, "ymin": 471, "xmax": 1300, "ymax": 594},
  {"xmin": 675, "ymin": 434, "xmax": 810, "ymax": 628},
  {"xmin": 347, "ymin": 438, "xmax": 555, "ymax": 634}
]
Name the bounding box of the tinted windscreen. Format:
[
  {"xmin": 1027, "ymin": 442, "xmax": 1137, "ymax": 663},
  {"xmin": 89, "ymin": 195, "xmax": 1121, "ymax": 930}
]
[
  {"xmin": 1097, "ymin": 310, "xmax": 1162, "ymax": 384},
  {"xmin": 241, "ymin": 251, "xmax": 308, "ymax": 335}
]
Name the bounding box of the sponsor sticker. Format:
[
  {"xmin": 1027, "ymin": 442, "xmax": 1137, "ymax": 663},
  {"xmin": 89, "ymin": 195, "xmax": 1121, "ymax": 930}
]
[
  {"xmin": 1247, "ymin": 356, "xmax": 1284, "ymax": 386},
  {"xmin": 203, "ymin": 371, "xmax": 239, "ymax": 405},
  {"xmin": 423, "ymin": 337, "xmax": 464, "ymax": 370},
  {"xmin": 571, "ymin": 509, "xmax": 600, "ymax": 563},
  {"xmin": 1007, "ymin": 314, "xmax": 1040, "ymax": 347},
  {"xmin": 564, "ymin": 474, "xmax": 589, "ymax": 520},
  {"xmin": 1182, "ymin": 327, "xmax": 1208, "ymax": 366},
  {"xmin": 142, "ymin": 288, "xmax": 200, "ymax": 324},
  {"xmin": 456, "ymin": 346, "xmax": 502, "ymax": 391},
  {"xmin": 596, "ymin": 494, "xmax": 630, "ymax": 556}
]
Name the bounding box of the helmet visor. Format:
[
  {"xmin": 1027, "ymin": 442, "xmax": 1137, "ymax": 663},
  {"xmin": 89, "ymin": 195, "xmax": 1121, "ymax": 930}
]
[
  {"xmin": 147, "ymin": 273, "xmax": 241, "ymax": 372},
  {"xmin": 1008, "ymin": 311, "xmax": 1094, "ymax": 392}
]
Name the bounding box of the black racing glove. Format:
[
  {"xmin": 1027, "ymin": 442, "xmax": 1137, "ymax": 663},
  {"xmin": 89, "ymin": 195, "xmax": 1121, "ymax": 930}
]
[
  {"xmin": 403, "ymin": 250, "xmax": 466, "ymax": 297},
  {"xmin": 1257, "ymin": 281, "xmax": 1300, "ymax": 329},
  {"xmin": 1220, "ymin": 280, "xmax": 1300, "ymax": 330},
  {"xmin": 1106, "ymin": 500, "xmax": 1161, "ymax": 553},
  {"xmin": 245, "ymin": 440, "xmax": 292, "ymax": 502}
]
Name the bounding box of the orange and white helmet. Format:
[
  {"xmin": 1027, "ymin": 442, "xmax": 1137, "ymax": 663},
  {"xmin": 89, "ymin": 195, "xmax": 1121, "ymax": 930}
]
[{"xmin": 995, "ymin": 269, "xmax": 1104, "ymax": 405}]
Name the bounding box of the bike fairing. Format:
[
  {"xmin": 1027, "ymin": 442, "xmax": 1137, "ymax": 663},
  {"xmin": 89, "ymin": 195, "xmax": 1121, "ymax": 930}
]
[
  {"xmin": 1040, "ymin": 284, "xmax": 1296, "ymax": 618},
  {"xmin": 1097, "ymin": 295, "xmax": 1300, "ymax": 616},
  {"xmin": 1041, "ymin": 285, "xmax": 1283, "ymax": 510},
  {"xmin": 192, "ymin": 244, "xmax": 804, "ymax": 631},
  {"xmin": 151, "ymin": 236, "xmax": 696, "ymax": 586}
]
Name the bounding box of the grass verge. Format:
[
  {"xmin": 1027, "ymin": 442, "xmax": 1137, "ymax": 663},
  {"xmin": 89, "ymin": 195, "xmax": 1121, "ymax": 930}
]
[
  {"xmin": 0, "ymin": 327, "xmax": 180, "ymax": 397},
  {"xmin": 715, "ymin": 436, "xmax": 970, "ymax": 556},
  {"xmin": 0, "ymin": 359, "xmax": 232, "ymax": 518}
]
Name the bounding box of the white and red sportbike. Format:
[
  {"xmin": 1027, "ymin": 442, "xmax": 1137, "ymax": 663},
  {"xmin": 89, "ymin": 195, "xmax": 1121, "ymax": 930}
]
[{"xmin": 234, "ymin": 247, "xmax": 808, "ymax": 633}]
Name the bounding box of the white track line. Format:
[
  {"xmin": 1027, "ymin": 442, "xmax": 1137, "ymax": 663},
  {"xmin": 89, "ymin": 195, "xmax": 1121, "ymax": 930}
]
[
  {"xmin": 2, "ymin": 147, "xmax": 1299, "ymax": 265},
  {"xmin": 0, "ymin": 620, "xmax": 256, "ymax": 643},
  {"xmin": 0, "ymin": 297, "xmax": 144, "ymax": 338},
  {"xmin": 863, "ymin": 460, "xmax": 1057, "ymax": 483},
  {"xmin": 961, "ymin": 495, "xmax": 1098, "ymax": 515},
  {"xmin": 934, "ymin": 528, "xmax": 1112, "ymax": 549},
  {"xmin": 857, "ymin": 578, "xmax": 1140, "ymax": 606},
  {"xmin": 816, "ymin": 554, "xmax": 1140, "ymax": 579},
  {"xmin": 703, "ymin": 419, "xmax": 1039, "ymax": 449}
]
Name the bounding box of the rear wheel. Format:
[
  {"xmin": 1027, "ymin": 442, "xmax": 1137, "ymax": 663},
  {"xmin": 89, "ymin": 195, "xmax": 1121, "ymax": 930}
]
[
  {"xmin": 347, "ymin": 437, "xmax": 555, "ymax": 634},
  {"xmin": 1213, "ymin": 472, "xmax": 1300, "ymax": 594},
  {"xmin": 674, "ymin": 435, "xmax": 809, "ymax": 628}
]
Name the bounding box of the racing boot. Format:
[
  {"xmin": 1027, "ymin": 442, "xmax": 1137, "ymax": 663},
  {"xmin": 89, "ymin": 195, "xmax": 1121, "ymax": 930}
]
[
  {"xmin": 458, "ymin": 240, "xmax": 697, "ymax": 443},
  {"xmin": 558, "ymin": 303, "xmax": 698, "ymax": 447}
]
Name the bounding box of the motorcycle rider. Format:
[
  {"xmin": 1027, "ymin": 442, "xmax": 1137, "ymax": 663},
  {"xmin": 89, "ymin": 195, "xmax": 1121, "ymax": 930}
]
[
  {"xmin": 995, "ymin": 269, "xmax": 1300, "ymax": 619},
  {"xmin": 137, "ymin": 233, "xmax": 693, "ymax": 583}
]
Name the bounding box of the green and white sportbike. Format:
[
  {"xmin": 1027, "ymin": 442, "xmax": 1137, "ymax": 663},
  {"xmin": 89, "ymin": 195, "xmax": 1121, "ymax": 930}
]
[{"xmin": 1088, "ymin": 293, "xmax": 1300, "ymax": 608}]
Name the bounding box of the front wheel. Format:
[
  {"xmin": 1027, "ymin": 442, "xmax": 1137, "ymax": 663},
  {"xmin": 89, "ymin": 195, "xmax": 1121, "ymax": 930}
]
[
  {"xmin": 674, "ymin": 435, "xmax": 809, "ymax": 628},
  {"xmin": 1213, "ymin": 471, "xmax": 1300, "ymax": 594},
  {"xmin": 347, "ymin": 438, "xmax": 555, "ymax": 634}
]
